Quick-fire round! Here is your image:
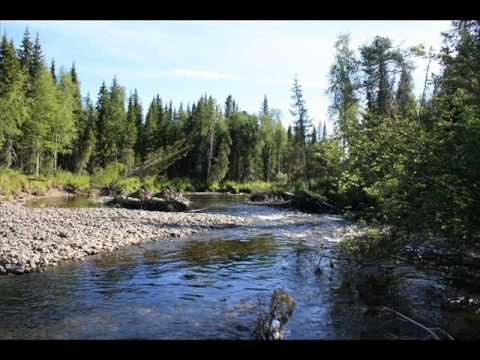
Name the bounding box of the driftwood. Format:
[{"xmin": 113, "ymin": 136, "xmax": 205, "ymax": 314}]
[{"xmin": 106, "ymin": 196, "xmax": 189, "ymax": 212}]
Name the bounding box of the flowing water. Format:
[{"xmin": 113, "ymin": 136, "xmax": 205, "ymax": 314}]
[{"xmin": 1, "ymin": 194, "xmax": 479, "ymax": 339}]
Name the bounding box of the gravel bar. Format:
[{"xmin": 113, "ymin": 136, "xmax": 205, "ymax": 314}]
[{"xmin": 0, "ymin": 204, "xmax": 252, "ymax": 275}]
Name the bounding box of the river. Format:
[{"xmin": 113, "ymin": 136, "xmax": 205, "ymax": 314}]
[{"xmin": 0, "ymin": 194, "xmax": 479, "ymax": 339}]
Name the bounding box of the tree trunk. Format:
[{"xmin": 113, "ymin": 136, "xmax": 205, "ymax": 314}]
[
  {"xmin": 36, "ymin": 152, "xmax": 40, "ymax": 177},
  {"xmin": 419, "ymin": 54, "xmax": 432, "ymax": 121},
  {"xmin": 267, "ymin": 144, "xmax": 272, "ymax": 182}
]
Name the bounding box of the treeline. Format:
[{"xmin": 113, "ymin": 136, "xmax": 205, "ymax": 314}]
[
  {"xmin": 318, "ymin": 21, "xmax": 480, "ymax": 246},
  {"xmin": 0, "ymin": 28, "xmax": 330, "ymax": 187}
]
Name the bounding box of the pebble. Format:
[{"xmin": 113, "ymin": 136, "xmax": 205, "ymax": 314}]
[{"xmin": 0, "ymin": 204, "xmax": 252, "ymax": 275}]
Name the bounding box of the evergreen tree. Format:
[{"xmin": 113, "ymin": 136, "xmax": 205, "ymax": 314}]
[
  {"xmin": 0, "ymin": 36, "xmax": 28, "ymax": 167},
  {"xmin": 225, "ymin": 94, "xmax": 234, "ymax": 118},
  {"xmin": 290, "ymin": 75, "xmax": 312, "ymax": 186},
  {"xmin": 311, "ymin": 127, "xmax": 317, "ymax": 144},
  {"xmin": 75, "ymin": 94, "xmax": 96, "ymax": 174},
  {"xmin": 360, "ymin": 36, "xmax": 402, "ymax": 118},
  {"xmin": 260, "ymin": 95, "xmax": 274, "ymax": 181},
  {"xmin": 143, "ymin": 96, "xmax": 159, "ymax": 156},
  {"xmin": 328, "ymin": 33, "xmax": 360, "ymax": 149},
  {"xmin": 109, "ymin": 76, "xmax": 128, "ymax": 165},
  {"xmin": 127, "ymin": 89, "xmax": 144, "ymax": 164},
  {"xmin": 50, "ymin": 59, "xmax": 56, "ymax": 84},
  {"xmin": 94, "ymin": 81, "xmax": 111, "ymax": 168},
  {"xmin": 17, "ymin": 28, "xmax": 34, "ymax": 94}
]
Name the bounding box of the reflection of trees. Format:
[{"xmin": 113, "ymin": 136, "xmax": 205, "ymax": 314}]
[
  {"xmin": 177, "ymin": 236, "xmax": 279, "ymax": 266},
  {"xmin": 87, "ymin": 251, "xmax": 140, "ymax": 290}
]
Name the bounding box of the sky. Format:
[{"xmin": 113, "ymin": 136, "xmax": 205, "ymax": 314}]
[{"xmin": 1, "ymin": 20, "xmax": 452, "ymax": 132}]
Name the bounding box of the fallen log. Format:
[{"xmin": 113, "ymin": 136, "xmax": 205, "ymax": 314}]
[{"xmin": 105, "ymin": 196, "xmax": 189, "ymax": 212}]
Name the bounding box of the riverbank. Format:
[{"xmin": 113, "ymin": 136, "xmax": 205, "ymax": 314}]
[{"xmin": 0, "ymin": 202, "xmax": 252, "ymax": 275}]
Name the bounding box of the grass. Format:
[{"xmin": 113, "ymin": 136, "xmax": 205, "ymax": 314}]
[
  {"xmin": 206, "ymin": 181, "xmax": 275, "ymax": 194},
  {"xmin": 1, "ymin": 166, "xmax": 287, "ymax": 199}
]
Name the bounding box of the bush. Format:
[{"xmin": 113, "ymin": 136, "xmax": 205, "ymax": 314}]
[
  {"xmin": 207, "ymin": 182, "xmax": 220, "ymax": 192},
  {"xmin": 117, "ymin": 177, "xmax": 142, "ymax": 193},
  {"xmin": 91, "ymin": 163, "xmax": 126, "ymax": 190},
  {"xmin": 142, "ymin": 176, "xmax": 159, "ymax": 192},
  {"xmin": 0, "ymin": 168, "xmax": 27, "ymax": 195},
  {"xmin": 66, "ymin": 175, "xmax": 91, "ymax": 192}
]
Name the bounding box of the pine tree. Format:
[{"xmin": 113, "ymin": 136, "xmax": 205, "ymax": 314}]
[
  {"xmin": 208, "ymin": 117, "xmax": 231, "ymax": 184},
  {"xmin": 260, "ymin": 95, "xmax": 274, "ymax": 181},
  {"xmin": 109, "ymin": 76, "xmax": 128, "ymax": 165},
  {"xmin": 290, "ymin": 75, "xmax": 312, "ymax": 186},
  {"xmin": 127, "ymin": 89, "xmax": 144, "ymax": 164},
  {"xmin": 311, "ymin": 127, "xmax": 317, "ymax": 144},
  {"xmin": 0, "ymin": 36, "xmax": 28, "ymax": 167},
  {"xmin": 94, "ymin": 81, "xmax": 111, "ymax": 168},
  {"xmin": 360, "ymin": 36, "xmax": 402, "ymax": 118},
  {"xmin": 75, "ymin": 94, "xmax": 96, "ymax": 174},
  {"xmin": 17, "ymin": 28, "xmax": 34, "ymax": 92},
  {"xmin": 225, "ymin": 94, "xmax": 234, "ymax": 118},
  {"xmin": 328, "ymin": 33, "xmax": 360, "ymax": 149},
  {"xmin": 395, "ymin": 57, "xmax": 417, "ymax": 119},
  {"xmin": 143, "ymin": 96, "xmax": 159, "ymax": 156},
  {"xmin": 50, "ymin": 59, "xmax": 57, "ymax": 84},
  {"xmin": 31, "ymin": 33, "xmax": 44, "ymax": 82}
]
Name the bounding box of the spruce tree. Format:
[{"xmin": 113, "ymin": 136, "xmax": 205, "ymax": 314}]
[
  {"xmin": 94, "ymin": 81, "xmax": 111, "ymax": 168},
  {"xmin": 290, "ymin": 75, "xmax": 312, "ymax": 186},
  {"xmin": 50, "ymin": 59, "xmax": 56, "ymax": 84},
  {"xmin": 328, "ymin": 33, "xmax": 360, "ymax": 149},
  {"xmin": 0, "ymin": 36, "xmax": 28, "ymax": 167}
]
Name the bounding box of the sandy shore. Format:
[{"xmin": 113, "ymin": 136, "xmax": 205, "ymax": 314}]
[{"xmin": 0, "ymin": 202, "xmax": 252, "ymax": 275}]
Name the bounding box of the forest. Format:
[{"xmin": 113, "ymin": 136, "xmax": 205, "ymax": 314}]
[{"xmin": 1, "ymin": 20, "xmax": 479, "ymax": 249}]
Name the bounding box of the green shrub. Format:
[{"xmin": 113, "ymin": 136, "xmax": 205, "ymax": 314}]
[
  {"xmin": 0, "ymin": 168, "xmax": 26, "ymax": 195},
  {"xmin": 142, "ymin": 176, "xmax": 159, "ymax": 192},
  {"xmin": 66, "ymin": 175, "xmax": 91, "ymax": 191},
  {"xmin": 117, "ymin": 177, "xmax": 142, "ymax": 193},
  {"xmin": 91, "ymin": 163, "xmax": 125, "ymax": 190},
  {"xmin": 207, "ymin": 182, "xmax": 220, "ymax": 192}
]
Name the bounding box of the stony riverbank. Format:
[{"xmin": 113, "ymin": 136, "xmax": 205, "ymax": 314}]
[{"xmin": 0, "ymin": 203, "xmax": 252, "ymax": 275}]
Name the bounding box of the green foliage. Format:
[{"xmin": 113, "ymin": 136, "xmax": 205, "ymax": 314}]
[
  {"xmin": 155, "ymin": 177, "xmax": 196, "ymax": 192},
  {"xmin": 117, "ymin": 177, "xmax": 142, "ymax": 193},
  {"xmin": 91, "ymin": 163, "xmax": 126, "ymax": 190},
  {"xmin": 0, "ymin": 168, "xmax": 28, "ymax": 195}
]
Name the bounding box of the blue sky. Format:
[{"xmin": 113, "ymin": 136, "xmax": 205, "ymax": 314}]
[{"xmin": 1, "ymin": 20, "xmax": 452, "ymax": 132}]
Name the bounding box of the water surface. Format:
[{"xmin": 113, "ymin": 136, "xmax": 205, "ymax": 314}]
[{"xmin": 2, "ymin": 194, "xmax": 479, "ymax": 339}]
